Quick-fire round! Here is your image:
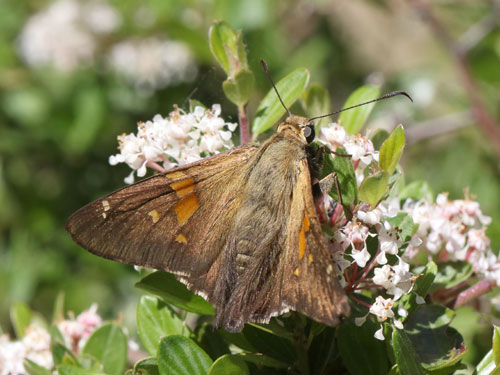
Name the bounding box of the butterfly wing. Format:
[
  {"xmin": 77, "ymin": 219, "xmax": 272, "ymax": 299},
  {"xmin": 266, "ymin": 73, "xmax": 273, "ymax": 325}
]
[
  {"xmin": 279, "ymin": 157, "xmax": 350, "ymax": 326},
  {"xmin": 66, "ymin": 144, "xmax": 259, "ymax": 299},
  {"xmin": 213, "ymin": 137, "xmax": 349, "ymax": 331}
]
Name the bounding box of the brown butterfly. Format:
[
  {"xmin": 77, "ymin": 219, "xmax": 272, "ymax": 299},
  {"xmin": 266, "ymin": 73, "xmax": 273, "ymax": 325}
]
[{"xmin": 66, "ymin": 61, "xmax": 410, "ymax": 332}]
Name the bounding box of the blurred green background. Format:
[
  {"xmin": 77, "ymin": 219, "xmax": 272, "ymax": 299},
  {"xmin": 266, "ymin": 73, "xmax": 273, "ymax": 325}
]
[{"xmin": 1, "ymin": 0, "xmax": 499, "ymax": 353}]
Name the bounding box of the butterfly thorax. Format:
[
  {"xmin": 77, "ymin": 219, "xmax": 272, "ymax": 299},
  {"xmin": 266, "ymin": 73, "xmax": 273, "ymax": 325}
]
[{"xmin": 277, "ymin": 115, "xmax": 311, "ymax": 144}]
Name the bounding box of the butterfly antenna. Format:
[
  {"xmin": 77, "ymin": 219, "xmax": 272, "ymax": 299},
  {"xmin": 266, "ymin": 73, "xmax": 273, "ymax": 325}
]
[
  {"xmin": 260, "ymin": 60, "xmax": 292, "ymax": 117},
  {"xmin": 309, "ymin": 91, "xmax": 413, "ymax": 122}
]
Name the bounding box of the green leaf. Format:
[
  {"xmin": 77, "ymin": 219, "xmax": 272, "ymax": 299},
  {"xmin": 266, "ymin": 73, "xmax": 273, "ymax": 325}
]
[
  {"xmin": 339, "ymin": 85, "xmax": 380, "ymax": 135},
  {"xmin": 137, "ymin": 295, "xmax": 189, "ymax": 356},
  {"xmin": 208, "ymin": 21, "xmax": 237, "ymax": 75},
  {"xmin": 252, "ymin": 68, "xmax": 310, "ymax": 136},
  {"xmin": 370, "ymin": 129, "xmax": 389, "ymax": 150},
  {"xmin": 337, "ymin": 319, "xmax": 390, "ymax": 375},
  {"xmin": 136, "ymin": 271, "xmax": 215, "ymax": 315},
  {"xmin": 10, "ymin": 301, "xmax": 32, "ymax": 337},
  {"xmin": 358, "ymin": 171, "xmax": 390, "ymax": 208},
  {"xmin": 308, "ymin": 327, "xmax": 337, "ymax": 375},
  {"xmin": 385, "ymin": 212, "xmax": 417, "ymax": 243},
  {"xmin": 133, "ymin": 357, "xmax": 159, "ymax": 375},
  {"xmin": 414, "ymin": 262, "xmax": 438, "ymax": 297},
  {"xmin": 248, "ymin": 320, "xmax": 294, "ymax": 340},
  {"xmin": 208, "ymin": 354, "xmax": 249, "ymax": 375},
  {"xmin": 477, "ymin": 350, "xmax": 500, "ymax": 375},
  {"xmin": 57, "ymin": 365, "xmax": 107, "ymax": 375},
  {"xmin": 398, "ymin": 181, "xmax": 434, "ymax": 201},
  {"xmin": 208, "ymin": 22, "xmax": 248, "ymax": 77},
  {"xmin": 24, "ymin": 359, "xmax": 53, "ymax": 375},
  {"xmin": 301, "ymin": 83, "xmax": 331, "ymax": 128},
  {"xmin": 222, "ymin": 70, "xmax": 255, "ymax": 107},
  {"xmin": 493, "ymin": 327, "xmax": 500, "ymax": 365},
  {"xmin": 81, "ymin": 323, "xmax": 127, "ymax": 375},
  {"xmin": 194, "ymin": 323, "xmax": 230, "ymax": 360},
  {"xmin": 237, "ymin": 353, "xmax": 289, "ymax": 369},
  {"xmin": 241, "ymin": 324, "xmax": 296, "ymax": 363},
  {"xmin": 52, "ymin": 342, "xmax": 78, "ymax": 366},
  {"xmin": 157, "ymin": 335, "xmax": 213, "ymax": 375},
  {"xmin": 431, "ymin": 261, "xmax": 474, "ymax": 292},
  {"xmin": 401, "ymin": 262, "xmax": 437, "ymax": 314},
  {"xmin": 392, "ymin": 329, "xmax": 425, "ymax": 375},
  {"xmin": 403, "ymin": 305, "xmax": 467, "ymax": 372},
  {"xmin": 379, "ymin": 125, "xmax": 405, "ymax": 175}
]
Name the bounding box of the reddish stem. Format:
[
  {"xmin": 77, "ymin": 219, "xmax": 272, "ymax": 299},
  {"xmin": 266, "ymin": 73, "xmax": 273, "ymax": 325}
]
[
  {"xmin": 147, "ymin": 161, "xmax": 167, "ymax": 173},
  {"xmin": 453, "ymin": 279, "xmax": 495, "ymax": 308},
  {"xmin": 350, "ymin": 294, "xmax": 372, "ymax": 308},
  {"xmin": 238, "ymin": 104, "xmax": 250, "ymax": 145}
]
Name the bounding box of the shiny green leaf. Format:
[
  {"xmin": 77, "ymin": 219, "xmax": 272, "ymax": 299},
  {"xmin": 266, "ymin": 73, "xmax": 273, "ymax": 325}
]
[
  {"xmin": 81, "ymin": 323, "xmax": 127, "ymax": 375},
  {"xmin": 137, "ymin": 296, "xmax": 189, "ymax": 356},
  {"xmin": 339, "ymin": 85, "xmax": 380, "ymax": 135},
  {"xmin": 392, "ymin": 329, "xmax": 425, "ymax": 375},
  {"xmin": 10, "ymin": 301, "xmax": 31, "ymax": 338},
  {"xmin": 222, "ymin": 70, "xmax": 255, "ymax": 107},
  {"xmin": 358, "ymin": 171, "xmax": 390, "ymax": 208},
  {"xmin": 301, "ymin": 83, "xmax": 331, "ymax": 128},
  {"xmin": 252, "ymin": 68, "xmax": 310, "ymax": 136},
  {"xmin": 157, "ymin": 335, "xmax": 212, "ymax": 375},
  {"xmin": 136, "ymin": 272, "xmax": 214, "ymax": 315},
  {"xmin": 208, "ymin": 355, "xmax": 249, "ymax": 375},
  {"xmin": 379, "ymin": 125, "xmax": 405, "ymax": 175}
]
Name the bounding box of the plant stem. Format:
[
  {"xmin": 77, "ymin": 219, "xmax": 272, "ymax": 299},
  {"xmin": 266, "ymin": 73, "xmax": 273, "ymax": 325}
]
[
  {"xmin": 238, "ymin": 104, "xmax": 250, "ymax": 145},
  {"xmin": 453, "ymin": 279, "xmax": 494, "ymax": 308}
]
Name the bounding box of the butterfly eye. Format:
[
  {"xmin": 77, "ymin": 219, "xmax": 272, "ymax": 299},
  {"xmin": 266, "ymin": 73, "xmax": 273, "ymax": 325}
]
[{"xmin": 303, "ymin": 124, "xmax": 315, "ymax": 143}]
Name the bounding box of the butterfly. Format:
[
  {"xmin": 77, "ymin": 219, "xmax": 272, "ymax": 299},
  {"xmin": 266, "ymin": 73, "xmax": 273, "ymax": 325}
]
[{"xmin": 66, "ymin": 61, "xmax": 410, "ymax": 332}]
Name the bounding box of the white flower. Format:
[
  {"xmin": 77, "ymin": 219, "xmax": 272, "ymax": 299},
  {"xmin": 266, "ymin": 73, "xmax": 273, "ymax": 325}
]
[
  {"xmin": 370, "ymin": 296, "xmax": 395, "ymax": 322},
  {"xmin": 22, "ymin": 326, "xmax": 53, "ymax": 370},
  {"xmin": 318, "ymin": 123, "xmax": 348, "ymax": 148},
  {"xmin": 110, "ymin": 105, "xmax": 237, "ymax": 183},
  {"xmin": 108, "ymin": 38, "xmax": 197, "ymax": 92},
  {"xmin": 374, "ymin": 326, "xmax": 385, "ymax": 340},
  {"xmin": 17, "ymin": 0, "xmax": 119, "ymax": 71},
  {"xmin": 0, "ymin": 335, "xmax": 26, "ymax": 375},
  {"xmin": 357, "ymin": 208, "xmax": 383, "ymax": 226},
  {"xmin": 351, "ymin": 244, "xmax": 371, "ymax": 268},
  {"xmin": 373, "ymin": 261, "xmax": 414, "ymax": 301}
]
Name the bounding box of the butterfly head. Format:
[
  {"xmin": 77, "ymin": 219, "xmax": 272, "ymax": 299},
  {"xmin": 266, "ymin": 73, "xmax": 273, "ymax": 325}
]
[{"xmin": 278, "ymin": 115, "xmax": 316, "ymax": 144}]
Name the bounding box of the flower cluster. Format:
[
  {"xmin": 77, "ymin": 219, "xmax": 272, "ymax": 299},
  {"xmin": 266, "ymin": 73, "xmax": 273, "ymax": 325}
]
[
  {"xmin": 17, "ymin": 1, "xmax": 197, "ymax": 92},
  {"xmin": 316, "ymin": 121, "xmax": 497, "ymax": 340},
  {"xmin": 18, "ymin": 0, "xmax": 120, "ymax": 71},
  {"xmin": 318, "ymin": 122, "xmax": 377, "ymax": 185},
  {"xmin": 109, "ymin": 104, "xmax": 238, "ymax": 183},
  {"xmin": 108, "ymin": 38, "xmax": 197, "ymax": 92},
  {"xmin": 0, "ymin": 304, "xmax": 103, "ymax": 375},
  {"xmin": 403, "ymin": 193, "xmax": 497, "ymax": 282}
]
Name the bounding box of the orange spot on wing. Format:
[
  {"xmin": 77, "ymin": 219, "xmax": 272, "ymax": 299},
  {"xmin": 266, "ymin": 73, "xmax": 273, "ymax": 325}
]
[
  {"xmin": 299, "ymin": 226, "xmax": 306, "ymax": 259},
  {"xmin": 173, "ymin": 193, "xmax": 199, "ymax": 225},
  {"xmin": 303, "ymin": 211, "xmax": 310, "ymax": 231},
  {"xmin": 167, "ymin": 171, "xmax": 195, "ymax": 198},
  {"xmin": 293, "ymin": 267, "xmax": 300, "ymax": 276},
  {"xmin": 299, "ymin": 211, "xmax": 311, "ymax": 260},
  {"xmin": 148, "ymin": 209, "xmax": 160, "ymax": 223},
  {"xmin": 176, "ymin": 234, "xmax": 188, "ymax": 243},
  {"xmin": 308, "ymin": 253, "xmax": 313, "ymax": 264}
]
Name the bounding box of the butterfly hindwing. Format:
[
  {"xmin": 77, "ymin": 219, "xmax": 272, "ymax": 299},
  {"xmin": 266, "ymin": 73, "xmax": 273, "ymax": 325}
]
[{"xmin": 280, "ymin": 157, "xmax": 350, "ymax": 326}]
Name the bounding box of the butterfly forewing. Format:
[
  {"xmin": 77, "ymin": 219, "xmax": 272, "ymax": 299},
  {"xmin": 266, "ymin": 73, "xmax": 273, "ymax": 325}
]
[{"xmin": 66, "ymin": 145, "xmax": 258, "ymax": 294}]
